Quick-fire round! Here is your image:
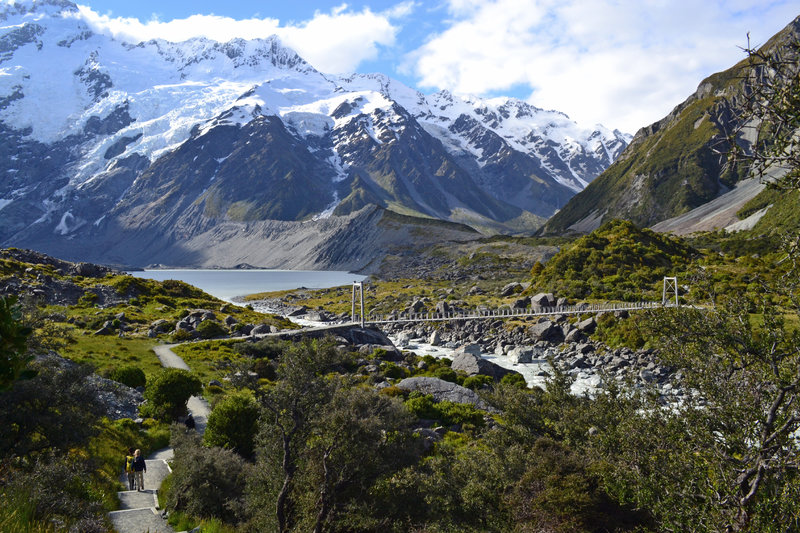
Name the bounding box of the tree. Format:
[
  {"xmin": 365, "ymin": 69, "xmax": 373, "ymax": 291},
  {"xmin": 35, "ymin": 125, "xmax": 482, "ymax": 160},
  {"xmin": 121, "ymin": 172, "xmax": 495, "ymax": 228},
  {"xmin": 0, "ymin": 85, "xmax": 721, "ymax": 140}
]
[
  {"xmin": 250, "ymin": 338, "xmax": 343, "ymax": 533},
  {"xmin": 594, "ymin": 270, "xmax": 800, "ymax": 530},
  {"xmin": 143, "ymin": 368, "xmax": 202, "ymax": 421},
  {"xmin": 723, "ymin": 32, "xmax": 800, "ymax": 191},
  {"xmin": 0, "ymin": 295, "xmax": 33, "ymax": 391},
  {"xmin": 204, "ymin": 391, "xmax": 261, "ymax": 460}
]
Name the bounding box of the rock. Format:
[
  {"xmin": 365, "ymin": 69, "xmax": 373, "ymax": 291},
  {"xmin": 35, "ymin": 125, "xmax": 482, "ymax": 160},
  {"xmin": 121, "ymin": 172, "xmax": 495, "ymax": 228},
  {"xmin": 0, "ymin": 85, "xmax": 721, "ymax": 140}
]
[
  {"xmin": 531, "ymin": 292, "xmax": 556, "ymax": 308},
  {"xmin": 239, "ymin": 324, "xmax": 254, "ymax": 335},
  {"xmin": 511, "ymin": 297, "xmax": 530, "ymax": 310},
  {"xmin": 451, "ymin": 350, "xmax": 519, "ymax": 381},
  {"xmin": 150, "ymin": 319, "xmax": 170, "ymax": 332},
  {"xmin": 429, "ymin": 330, "xmax": 442, "ymax": 346},
  {"xmin": 507, "ymin": 346, "xmax": 535, "ymax": 364},
  {"xmin": 460, "ymin": 343, "xmax": 482, "ymax": 356},
  {"xmin": 287, "ymin": 306, "xmax": 308, "ymax": 317},
  {"xmin": 576, "ymin": 317, "xmax": 597, "ymax": 333},
  {"xmin": 409, "ymin": 300, "xmax": 426, "ymax": 314},
  {"xmin": 224, "ymin": 315, "xmax": 238, "ymax": 326},
  {"xmin": 395, "ymin": 377, "xmax": 496, "ymax": 412},
  {"xmin": 93, "ymin": 326, "xmax": 113, "ymax": 335},
  {"xmin": 500, "ymin": 282, "xmax": 523, "ymax": 297},
  {"xmin": 565, "ymin": 328, "xmax": 586, "ymax": 343},
  {"xmin": 528, "ymin": 321, "xmax": 564, "ymax": 343},
  {"xmin": 209, "ymin": 379, "xmax": 223, "ymax": 388},
  {"xmin": 250, "ymin": 324, "xmax": 272, "ymax": 336},
  {"xmin": 435, "ymin": 301, "xmax": 451, "ymax": 316}
]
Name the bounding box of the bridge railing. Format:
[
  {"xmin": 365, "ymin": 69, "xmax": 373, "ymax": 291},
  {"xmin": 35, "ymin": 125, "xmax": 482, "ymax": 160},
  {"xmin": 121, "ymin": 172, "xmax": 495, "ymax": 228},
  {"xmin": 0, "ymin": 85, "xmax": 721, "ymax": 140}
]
[{"xmin": 355, "ymin": 300, "xmax": 667, "ymax": 326}]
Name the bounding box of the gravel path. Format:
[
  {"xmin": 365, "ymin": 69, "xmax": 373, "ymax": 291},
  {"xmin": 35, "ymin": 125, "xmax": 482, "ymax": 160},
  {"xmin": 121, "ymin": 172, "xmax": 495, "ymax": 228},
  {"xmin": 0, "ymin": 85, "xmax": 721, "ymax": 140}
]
[{"xmin": 109, "ymin": 343, "xmax": 210, "ymax": 533}]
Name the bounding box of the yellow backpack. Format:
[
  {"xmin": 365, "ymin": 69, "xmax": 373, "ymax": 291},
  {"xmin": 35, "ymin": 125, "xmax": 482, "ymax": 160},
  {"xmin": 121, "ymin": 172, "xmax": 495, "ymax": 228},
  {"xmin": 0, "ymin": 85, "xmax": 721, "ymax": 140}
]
[{"xmin": 125, "ymin": 455, "xmax": 135, "ymax": 473}]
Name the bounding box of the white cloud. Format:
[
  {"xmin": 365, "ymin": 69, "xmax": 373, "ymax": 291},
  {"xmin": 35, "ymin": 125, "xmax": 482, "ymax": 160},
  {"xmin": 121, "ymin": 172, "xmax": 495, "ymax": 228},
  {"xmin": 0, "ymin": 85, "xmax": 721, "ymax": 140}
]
[
  {"xmin": 74, "ymin": 3, "xmax": 404, "ymax": 74},
  {"xmin": 407, "ymin": 0, "xmax": 799, "ymax": 132}
]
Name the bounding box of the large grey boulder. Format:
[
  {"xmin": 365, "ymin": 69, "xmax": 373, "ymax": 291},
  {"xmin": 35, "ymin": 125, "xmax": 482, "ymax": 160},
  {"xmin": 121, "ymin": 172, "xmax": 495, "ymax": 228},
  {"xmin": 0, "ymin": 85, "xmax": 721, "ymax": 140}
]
[
  {"xmin": 451, "ymin": 350, "xmax": 519, "ymax": 381},
  {"xmin": 395, "ymin": 377, "xmax": 495, "ymax": 412},
  {"xmin": 576, "ymin": 317, "xmax": 597, "ymax": 333},
  {"xmin": 528, "ymin": 320, "xmax": 564, "ymax": 343},
  {"xmin": 500, "ymin": 282, "xmax": 523, "ymax": 297},
  {"xmin": 531, "ymin": 292, "xmax": 556, "ymax": 308}
]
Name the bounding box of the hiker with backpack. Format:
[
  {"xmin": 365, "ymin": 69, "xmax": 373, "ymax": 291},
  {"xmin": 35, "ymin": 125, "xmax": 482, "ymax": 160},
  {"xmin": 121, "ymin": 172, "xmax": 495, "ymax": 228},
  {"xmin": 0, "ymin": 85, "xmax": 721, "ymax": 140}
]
[
  {"xmin": 124, "ymin": 448, "xmax": 136, "ymax": 490},
  {"xmin": 133, "ymin": 449, "xmax": 147, "ymax": 491}
]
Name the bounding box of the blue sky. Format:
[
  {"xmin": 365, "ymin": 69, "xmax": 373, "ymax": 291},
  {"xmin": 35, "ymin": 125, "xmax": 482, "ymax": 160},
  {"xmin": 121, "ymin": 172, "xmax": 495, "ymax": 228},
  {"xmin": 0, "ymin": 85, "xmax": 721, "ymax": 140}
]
[{"xmin": 71, "ymin": 1, "xmax": 799, "ymax": 133}]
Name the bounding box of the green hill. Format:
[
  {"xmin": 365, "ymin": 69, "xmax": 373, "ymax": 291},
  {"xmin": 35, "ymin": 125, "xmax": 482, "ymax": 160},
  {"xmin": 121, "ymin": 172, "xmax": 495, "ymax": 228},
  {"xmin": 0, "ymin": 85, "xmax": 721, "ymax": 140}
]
[
  {"xmin": 541, "ymin": 16, "xmax": 800, "ymax": 236},
  {"xmin": 531, "ymin": 219, "xmax": 697, "ymax": 301}
]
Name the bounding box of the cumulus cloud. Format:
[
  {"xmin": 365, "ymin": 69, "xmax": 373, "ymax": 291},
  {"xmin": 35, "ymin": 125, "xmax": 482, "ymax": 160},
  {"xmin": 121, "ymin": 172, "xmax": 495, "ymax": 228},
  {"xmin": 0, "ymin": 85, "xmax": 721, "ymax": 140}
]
[
  {"xmin": 75, "ymin": 3, "xmax": 404, "ymax": 74},
  {"xmin": 407, "ymin": 0, "xmax": 799, "ymax": 132}
]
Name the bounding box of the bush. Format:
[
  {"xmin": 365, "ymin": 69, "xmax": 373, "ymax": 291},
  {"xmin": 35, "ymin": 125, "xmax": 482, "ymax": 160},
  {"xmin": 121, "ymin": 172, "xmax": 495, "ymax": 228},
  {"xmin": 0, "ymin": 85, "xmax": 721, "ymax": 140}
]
[
  {"xmin": 204, "ymin": 392, "xmax": 261, "ymax": 460},
  {"xmin": 233, "ymin": 338, "xmax": 285, "ymax": 360},
  {"xmin": 196, "ymin": 320, "xmax": 228, "ymax": 339},
  {"xmin": 382, "ymin": 362, "xmax": 408, "ymax": 379},
  {"xmin": 165, "ymin": 427, "xmax": 251, "ymax": 525},
  {"xmin": 172, "ymin": 328, "xmax": 194, "ymax": 342},
  {"xmin": 463, "ymin": 375, "xmax": 494, "ymax": 391},
  {"xmin": 433, "ymin": 366, "xmax": 458, "ymax": 383},
  {"xmin": 144, "ymin": 368, "xmax": 202, "ymax": 421},
  {"xmin": 501, "ymin": 373, "xmax": 528, "ymax": 389},
  {"xmin": 109, "ymin": 365, "xmax": 146, "ymax": 388}
]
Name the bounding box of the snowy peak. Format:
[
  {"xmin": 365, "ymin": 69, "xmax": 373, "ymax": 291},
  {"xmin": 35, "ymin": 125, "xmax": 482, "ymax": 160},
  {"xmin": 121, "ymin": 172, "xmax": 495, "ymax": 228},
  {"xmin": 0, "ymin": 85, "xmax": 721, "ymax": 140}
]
[
  {"xmin": 0, "ymin": 2, "xmax": 630, "ymax": 264},
  {"xmin": 0, "ymin": 0, "xmax": 78, "ymax": 20}
]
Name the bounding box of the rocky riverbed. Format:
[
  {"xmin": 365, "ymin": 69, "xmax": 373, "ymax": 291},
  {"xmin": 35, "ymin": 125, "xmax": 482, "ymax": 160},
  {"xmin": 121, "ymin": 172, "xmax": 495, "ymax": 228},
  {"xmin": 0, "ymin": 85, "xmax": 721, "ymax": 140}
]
[{"xmin": 246, "ymin": 294, "xmax": 685, "ymax": 402}]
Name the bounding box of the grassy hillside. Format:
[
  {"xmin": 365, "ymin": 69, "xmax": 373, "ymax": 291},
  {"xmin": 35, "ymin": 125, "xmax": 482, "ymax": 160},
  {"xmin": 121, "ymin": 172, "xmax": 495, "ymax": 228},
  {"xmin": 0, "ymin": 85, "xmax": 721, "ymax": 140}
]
[
  {"xmin": 530, "ymin": 219, "xmax": 697, "ymax": 301},
  {"xmin": 541, "ymin": 17, "xmax": 800, "ymax": 236}
]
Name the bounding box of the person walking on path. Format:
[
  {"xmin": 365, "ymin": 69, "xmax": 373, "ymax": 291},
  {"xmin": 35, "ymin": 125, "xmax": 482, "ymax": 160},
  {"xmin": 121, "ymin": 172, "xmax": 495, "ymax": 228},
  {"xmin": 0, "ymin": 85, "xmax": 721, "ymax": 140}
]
[
  {"xmin": 133, "ymin": 449, "xmax": 147, "ymax": 491},
  {"xmin": 125, "ymin": 448, "xmax": 136, "ymax": 490}
]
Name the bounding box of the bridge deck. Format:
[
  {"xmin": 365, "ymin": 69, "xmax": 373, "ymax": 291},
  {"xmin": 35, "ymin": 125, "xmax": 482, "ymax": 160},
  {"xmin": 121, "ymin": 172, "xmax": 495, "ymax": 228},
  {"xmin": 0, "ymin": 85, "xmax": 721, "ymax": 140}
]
[{"xmin": 357, "ymin": 301, "xmax": 670, "ymax": 326}]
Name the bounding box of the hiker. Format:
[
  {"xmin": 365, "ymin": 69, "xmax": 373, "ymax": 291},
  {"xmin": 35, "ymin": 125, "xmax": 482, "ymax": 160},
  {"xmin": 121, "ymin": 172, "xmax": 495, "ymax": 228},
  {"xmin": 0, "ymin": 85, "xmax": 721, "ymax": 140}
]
[
  {"xmin": 185, "ymin": 413, "xmax": 195, "ymax": 430},
  {"xmin": 125, "ymin": 448, "xmax": 136, "ymax": 490},
  {"xmin": 133, "ymin": 449, "xmax": 146, "ymax": 491}
]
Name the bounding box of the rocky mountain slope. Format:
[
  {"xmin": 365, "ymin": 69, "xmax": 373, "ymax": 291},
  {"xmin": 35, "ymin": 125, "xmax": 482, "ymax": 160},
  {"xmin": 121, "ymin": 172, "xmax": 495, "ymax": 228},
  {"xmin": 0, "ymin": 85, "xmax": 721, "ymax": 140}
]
[
  {"xmin": 0, "ymin": 0, "xmax": 628, "ymax": 268},
  {"xmin": 540, "ymin": 15, "xmax": 800, "ymax": 236}
]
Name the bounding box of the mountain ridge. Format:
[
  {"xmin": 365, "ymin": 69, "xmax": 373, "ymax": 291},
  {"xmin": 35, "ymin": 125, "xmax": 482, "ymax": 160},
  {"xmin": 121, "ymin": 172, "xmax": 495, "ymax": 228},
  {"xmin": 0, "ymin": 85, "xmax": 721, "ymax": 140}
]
[{"xmin": 540, "ymin": 14, "xmax": 800, "ymax": 236}]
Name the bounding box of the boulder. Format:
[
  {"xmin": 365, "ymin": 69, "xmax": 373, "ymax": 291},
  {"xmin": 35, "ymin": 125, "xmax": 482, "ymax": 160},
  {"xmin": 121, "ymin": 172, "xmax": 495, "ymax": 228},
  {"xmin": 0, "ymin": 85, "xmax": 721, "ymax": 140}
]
[
  {"xmin": 435, "ymin": 301, "xmax": 451, "ymax": 316},
  {"xmin": 511, "ymin": 297, "xmax": 530, "ymax": 310},
  {"xmin": 395, "ymin": 377, "xmax": 495, "ymax": 411},
  {"xmin": 451, "ymin": 350, "xmax": 519, "ymax": 381},
  {"xmin": 507, "ymin": 346, "xmax": 535, "ymax": 364},
  {"xmin": 531, "ymin": 292, "xmax": 556, "ymax": 308},
  {"xmin": 528, "ymin": 321, "xmax": 564, "ymax": 343},
  {"xmin": 500, "ymin": 282, "xmax": 523, "ymax": 297},
  {"xmin": 429, "ymin": 330, "xmax": 442, "ymax": 346},
  {"xmin": 224, "ymin": 315, "xmax": 238, "ymax": 326},
  {"xmin": 250, "ymin": 324, "xmax": 272, "ymax": 336},
  {"xmin": 576, "ymin": 317, "xmax": 597, "ymax": 333}
]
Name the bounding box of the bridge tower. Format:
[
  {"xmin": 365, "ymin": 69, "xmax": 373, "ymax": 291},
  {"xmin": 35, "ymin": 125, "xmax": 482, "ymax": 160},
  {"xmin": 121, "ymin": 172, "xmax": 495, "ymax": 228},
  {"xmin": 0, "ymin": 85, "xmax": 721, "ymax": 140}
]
[
  {"xmin": 351, "ymin": 281, "xmax": 365, "ymax": 327},
  {"xmin": 662, "ymin": 276, "xmax": 678, "ymax": 307}
]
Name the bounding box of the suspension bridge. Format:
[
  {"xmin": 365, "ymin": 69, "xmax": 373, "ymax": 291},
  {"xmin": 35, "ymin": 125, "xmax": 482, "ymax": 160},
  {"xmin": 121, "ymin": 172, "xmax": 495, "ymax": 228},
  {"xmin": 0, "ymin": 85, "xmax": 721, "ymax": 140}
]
[{"xmin": 347, "ymin": 277, "xmax": 681, "ymax": 327}]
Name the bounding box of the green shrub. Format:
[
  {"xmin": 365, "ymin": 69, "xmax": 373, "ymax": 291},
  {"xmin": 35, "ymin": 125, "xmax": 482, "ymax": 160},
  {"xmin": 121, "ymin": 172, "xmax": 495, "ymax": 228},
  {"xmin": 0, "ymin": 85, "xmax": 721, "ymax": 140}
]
[
  {"xmin": 433, "ymin": 366, "xmax": 458, "ymax": 383},
  {"xmin": 233, "ymin": 338, "xmax": 285, "ymax": 360},
  {"xmin": 165, "ymin": 427, "xmax": 251, "ymax": 525},
  {"xmin": 501, "ymin": 373, "xmax": 528, "ymax": 389},
  {"xmin": 196, "ymin": 320, "xmax": 228, "ymax": 339},
  {"xmin": 144, "ymin": 368, "xmax": 202, "ymax": 422},
  {"xmin": 203, "ymin": 392, "xmax": 260, "ymax": 460},
  {"xmin": 382, "ymin": 362, "xmax": 408, "ymax": 379},
  {"xmin": 172, "ymin": 329, "xmax": 194, "ymax": 342},
  {"xmin": 463, "ymin": 375, "xmax": 494, "ymax": 391},
  {"xmin": 109, "ymin": 365, "xmax": 146, "ymax": 388}
]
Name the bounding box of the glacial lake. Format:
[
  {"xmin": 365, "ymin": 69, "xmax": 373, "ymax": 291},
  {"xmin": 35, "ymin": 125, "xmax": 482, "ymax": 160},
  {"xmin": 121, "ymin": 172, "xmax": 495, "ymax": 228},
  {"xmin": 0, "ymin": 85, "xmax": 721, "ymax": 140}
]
[{"xmin": 130, "ymin": 269, "xmax": 366, "ymax": 302}]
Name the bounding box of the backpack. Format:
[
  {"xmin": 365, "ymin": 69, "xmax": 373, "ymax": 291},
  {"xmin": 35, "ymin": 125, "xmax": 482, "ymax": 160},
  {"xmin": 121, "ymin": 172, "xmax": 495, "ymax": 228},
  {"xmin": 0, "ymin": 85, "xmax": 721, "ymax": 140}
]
[{"xmin": 125, "ymin": 455, "xmax": 134, "ymax": 473}]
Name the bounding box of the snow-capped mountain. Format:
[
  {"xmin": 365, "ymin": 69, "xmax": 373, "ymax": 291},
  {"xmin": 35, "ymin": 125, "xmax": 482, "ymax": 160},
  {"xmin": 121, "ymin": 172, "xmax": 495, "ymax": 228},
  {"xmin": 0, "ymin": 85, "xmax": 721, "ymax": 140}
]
[{"xmin": 0, "ymin": 0, "xmax": 629, "ymax": 268}]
